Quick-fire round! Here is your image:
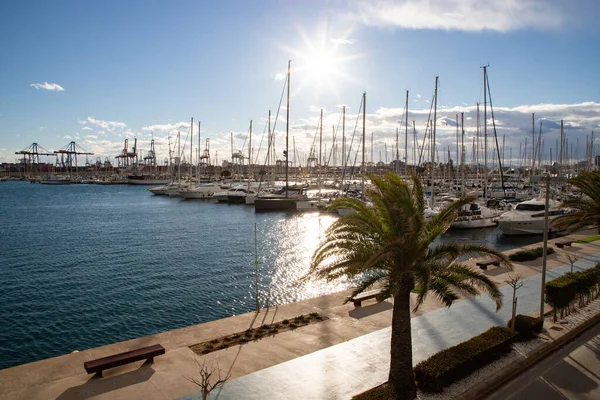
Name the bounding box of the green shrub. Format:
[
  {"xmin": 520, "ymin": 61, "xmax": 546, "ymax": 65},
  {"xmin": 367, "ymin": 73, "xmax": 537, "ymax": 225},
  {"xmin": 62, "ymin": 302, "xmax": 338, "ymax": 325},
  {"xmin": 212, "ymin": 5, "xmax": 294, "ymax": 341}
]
[
  {"xmin": 508, "ymin": 315, "xmax": 543, "ymax": 341},
  {"xmin": 414, "ymin": 326, "xmax": 517, "ymax": 392},
  {"xmin": 545, "ymin": 275, "xmax": 577, "ymax": 321},
  {"xmin": 509, "ymin": 246, "xmax": 554, "ymax": 262}
]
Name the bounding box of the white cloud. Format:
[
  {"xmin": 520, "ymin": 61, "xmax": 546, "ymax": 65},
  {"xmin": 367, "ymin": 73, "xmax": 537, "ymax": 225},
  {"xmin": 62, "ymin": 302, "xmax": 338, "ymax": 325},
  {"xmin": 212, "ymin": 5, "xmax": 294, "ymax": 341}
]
[
  {"xmin": 30, "ymin": 82, "xmax": 65, "ymax": 91},
  {"xmin": 85, "ymin": 135, "xmax": 98, "ymax": 139},
  {"xmin": 347, "ymin": 0, "xmax": 562, "ymax": 32},
  {"xmin": 81, "ymin": 126, "xmax": 93, "ymax": 131},
  {"xmin": 331, "ymin": 38, "xmax": 355, "ymax": 45},
  {"xmin": 274, "ymin": 73, "xmax": 285, "ymax": 81},
  {"xmin": 84, "ymin": 116, "xmax": 126, "ymax": 131},
  {"xmin": 142, "ymin": 121, "xmax": 190, "ymax": 133}
]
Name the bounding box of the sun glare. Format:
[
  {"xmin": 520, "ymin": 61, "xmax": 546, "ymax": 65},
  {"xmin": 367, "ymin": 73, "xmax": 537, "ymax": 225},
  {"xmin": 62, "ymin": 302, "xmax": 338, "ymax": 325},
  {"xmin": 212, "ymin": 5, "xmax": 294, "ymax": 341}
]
[
  {"xmin": 282, "ymin": 27, "xmax": 364, "ymax": 102},
  {"xmin": 303, "ymin": 47, "xmax": 339, "ymax": 83}
]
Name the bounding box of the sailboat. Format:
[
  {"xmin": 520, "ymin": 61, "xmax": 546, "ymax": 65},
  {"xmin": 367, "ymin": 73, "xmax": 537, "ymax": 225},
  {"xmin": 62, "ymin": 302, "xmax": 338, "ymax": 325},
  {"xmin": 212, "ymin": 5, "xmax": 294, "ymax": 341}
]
[{"xmin": 255, "ymin": 61, "xmax": 306, "ymax": 211}]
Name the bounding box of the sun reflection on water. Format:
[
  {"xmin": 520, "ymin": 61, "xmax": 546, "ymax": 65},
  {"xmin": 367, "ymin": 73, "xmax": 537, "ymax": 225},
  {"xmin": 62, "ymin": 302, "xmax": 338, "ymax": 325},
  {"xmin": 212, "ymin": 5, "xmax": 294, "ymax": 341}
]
[{"xmin": 255, "ymin": 212, "xmax": 350, "ymax": 306}]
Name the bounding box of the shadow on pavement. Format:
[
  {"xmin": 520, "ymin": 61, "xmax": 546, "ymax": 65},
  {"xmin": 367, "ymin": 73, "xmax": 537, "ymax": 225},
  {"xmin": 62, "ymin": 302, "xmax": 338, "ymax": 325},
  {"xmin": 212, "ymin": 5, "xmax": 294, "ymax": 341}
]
[
  {"xmin": 348, "ymin": 301, "xmax": 393, "ymax": 319},
  {"xmin": 56, "ymin": 362, "xmax": 155, "ymax": 400}
]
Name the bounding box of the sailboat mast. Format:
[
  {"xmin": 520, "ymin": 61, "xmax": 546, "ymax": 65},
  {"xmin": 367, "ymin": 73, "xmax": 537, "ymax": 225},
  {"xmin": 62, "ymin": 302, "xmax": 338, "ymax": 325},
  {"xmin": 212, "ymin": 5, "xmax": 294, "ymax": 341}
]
[
  {"xmin": 461, "ymin": 112, "xmax": 465, "ymax": 195},
  {"xmin": 342, "ymin": 105, "xmax": 346, "ymax": 172},
  {"xmin": 431, "ymin": 76, "xmax": 438, "ymax": 207},
  {"xmin": 361, "ymin": 92, "xmax": 366, "ymax": 200},
  {"xmin": 285, "ymin": 60, "xmax": 290, "ymax": 197},
  {"xmin": 405, "ymin": 90, "xmax": 409, "ymax": 176},
  {"xmin": 190, "ymin": 117, "xmax": 193, "ymax": 182},
  {"xmin": 483, "ymin": 66, "xmax": 488, "ymax": 203},
  {"xmin": 198, "ymin": 121, "xmax": 201, "ymax": 178},
  {"xmin": 395, "ymin": 127, "xmax": 399, "ymax": 173},
  {"xmin": 412, "ymin": 120, "xmax": 416, "ymax": 168},
  {"xmin": 531, "ymin": 113, "xmax": 535, "ymax": 178},
  {"xmin": 319, "ymin": 109, "xmax": 323, "ymax": 195},
  {"xmin": 248, "ymin": 120, "xmax": 252, "ymax": 190},
  {"xmin": 268, "ymin": 110, "xmax": 271, "ymax": 173},
  {"xmin": 456, "ymin": 113, "xmax": 459, "ymax": 183}
]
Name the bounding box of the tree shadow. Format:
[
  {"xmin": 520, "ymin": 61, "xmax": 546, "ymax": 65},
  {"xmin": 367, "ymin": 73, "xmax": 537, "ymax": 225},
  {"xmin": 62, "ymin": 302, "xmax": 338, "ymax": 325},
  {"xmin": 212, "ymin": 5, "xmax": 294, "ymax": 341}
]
[
  {"xmin": 348, "ymin": 301, "xmax": 393, "ymax": 319},
  {"xmin": 56, "ymin": 362, "xmax": 155, "ymax": 400}
]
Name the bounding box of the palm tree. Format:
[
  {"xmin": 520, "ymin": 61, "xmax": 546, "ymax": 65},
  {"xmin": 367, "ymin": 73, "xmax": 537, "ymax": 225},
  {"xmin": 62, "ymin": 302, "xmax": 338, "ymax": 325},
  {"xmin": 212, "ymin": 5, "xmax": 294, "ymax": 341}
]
[
  {"xmin": 553, "ymin": 171, "xmax": 600, "ymax": 234},
  {"xmin": 308, "ymin": 172, "xmax": 511, "ymax": 400}
]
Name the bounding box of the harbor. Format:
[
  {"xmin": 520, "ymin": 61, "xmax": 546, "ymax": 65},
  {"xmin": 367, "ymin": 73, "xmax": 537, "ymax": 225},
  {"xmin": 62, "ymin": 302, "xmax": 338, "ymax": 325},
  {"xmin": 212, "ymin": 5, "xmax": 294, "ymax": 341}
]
[
  {"xmin": 0, "ymin": 229, "xmax": 598, "ymax": 399},
  {"xmin": 0, "ymin": 180, "xmax": 551, "ymax": 372}
]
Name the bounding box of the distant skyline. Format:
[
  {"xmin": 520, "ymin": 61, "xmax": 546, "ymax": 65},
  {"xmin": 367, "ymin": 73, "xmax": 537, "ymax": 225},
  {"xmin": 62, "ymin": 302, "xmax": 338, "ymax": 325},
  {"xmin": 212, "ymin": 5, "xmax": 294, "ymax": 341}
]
[{"xmin": 1, "ymin": 0, "xmax": 599, "ymax": 166}]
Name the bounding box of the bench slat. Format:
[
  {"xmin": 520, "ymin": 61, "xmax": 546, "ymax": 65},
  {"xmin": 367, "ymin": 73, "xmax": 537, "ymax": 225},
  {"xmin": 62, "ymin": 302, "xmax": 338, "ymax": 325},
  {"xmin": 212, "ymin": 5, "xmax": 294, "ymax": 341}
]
[{"xmin": 84, "ymin": 344, "xmax": 165, "ymax": 374}]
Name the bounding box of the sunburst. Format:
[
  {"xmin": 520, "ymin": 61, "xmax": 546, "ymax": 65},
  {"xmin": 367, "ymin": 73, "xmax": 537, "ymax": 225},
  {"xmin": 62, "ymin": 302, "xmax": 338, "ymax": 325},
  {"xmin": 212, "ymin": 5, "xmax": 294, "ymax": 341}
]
[{"xmin": 281, "ymin": 26, "xmax": 364, "ymax": 102}]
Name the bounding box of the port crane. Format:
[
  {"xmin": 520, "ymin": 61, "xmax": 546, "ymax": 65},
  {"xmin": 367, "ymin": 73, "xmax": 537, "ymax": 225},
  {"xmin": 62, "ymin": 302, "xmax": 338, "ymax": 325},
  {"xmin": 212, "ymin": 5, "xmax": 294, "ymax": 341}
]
[
  {"xmin": 54, "ymin": 141, "xmax": 94, "ymax": 170},
  {"xmin": 115, "ymin": 138, "xmax": 138, "ymax": 167}
]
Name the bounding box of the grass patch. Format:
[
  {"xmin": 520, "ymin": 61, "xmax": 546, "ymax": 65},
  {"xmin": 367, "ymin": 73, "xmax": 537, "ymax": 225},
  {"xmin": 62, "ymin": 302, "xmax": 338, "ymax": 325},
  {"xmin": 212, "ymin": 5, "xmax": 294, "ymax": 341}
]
[
  {"xmin": 189, "ymin": 312, "xmax": 328, "ymax": 356},
  {"xmin": 576, "ymin": 235, "xmax": 600, "ymax": 243}
]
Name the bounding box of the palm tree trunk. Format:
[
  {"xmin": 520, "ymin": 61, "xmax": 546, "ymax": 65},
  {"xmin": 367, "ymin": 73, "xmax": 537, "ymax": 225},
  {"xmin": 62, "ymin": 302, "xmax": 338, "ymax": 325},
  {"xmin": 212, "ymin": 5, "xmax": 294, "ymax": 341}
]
[{"xmin": 388, "ymin": 274, "xmax": 417, "ymax": 400}]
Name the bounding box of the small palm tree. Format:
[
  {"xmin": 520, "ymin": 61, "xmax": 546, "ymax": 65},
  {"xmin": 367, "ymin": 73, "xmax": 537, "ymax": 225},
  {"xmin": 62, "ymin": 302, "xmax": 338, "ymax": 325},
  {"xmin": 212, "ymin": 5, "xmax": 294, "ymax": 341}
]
[
  {"xmin": 553, "ymin": 171, "xmax": 600, "ymax": 234},
  {"xmin": 308, "ymin": 172, "xmax": 511, "ymax": 400}
]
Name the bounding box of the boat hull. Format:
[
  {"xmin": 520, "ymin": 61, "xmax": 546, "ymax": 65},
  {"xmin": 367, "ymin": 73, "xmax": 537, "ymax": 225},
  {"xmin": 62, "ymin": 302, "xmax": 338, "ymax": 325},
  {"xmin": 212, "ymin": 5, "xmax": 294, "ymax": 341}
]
[{"xmin": 254, "ymin": 198, "xmax": 297, "ymax": 211}]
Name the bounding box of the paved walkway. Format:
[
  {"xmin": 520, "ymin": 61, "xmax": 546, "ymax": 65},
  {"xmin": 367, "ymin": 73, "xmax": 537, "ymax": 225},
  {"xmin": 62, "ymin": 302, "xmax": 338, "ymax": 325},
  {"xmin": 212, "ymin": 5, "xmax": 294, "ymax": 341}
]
[
  {"xmin": 0, "ymin": 232, "xmax": 598, "ymax": 400},
  {"xmin": 179, "ymin": 250, "xmax": 600, "ymax": 400}
]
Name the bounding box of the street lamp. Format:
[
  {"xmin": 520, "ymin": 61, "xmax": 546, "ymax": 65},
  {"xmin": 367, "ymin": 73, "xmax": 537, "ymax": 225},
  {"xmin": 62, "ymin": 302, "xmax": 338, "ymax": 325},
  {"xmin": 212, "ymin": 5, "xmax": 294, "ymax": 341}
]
[{"xmin": 532, "ymin": 173, "xmax": 568, "ymax": 324}]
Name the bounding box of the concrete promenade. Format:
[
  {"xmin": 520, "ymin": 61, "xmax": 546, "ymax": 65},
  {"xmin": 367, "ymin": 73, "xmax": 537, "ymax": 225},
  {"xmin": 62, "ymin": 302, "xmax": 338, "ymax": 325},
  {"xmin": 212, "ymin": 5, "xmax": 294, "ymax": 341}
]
[{"xmin": 1, "ymin": 231, "xmax": 599, "ymax": 400}]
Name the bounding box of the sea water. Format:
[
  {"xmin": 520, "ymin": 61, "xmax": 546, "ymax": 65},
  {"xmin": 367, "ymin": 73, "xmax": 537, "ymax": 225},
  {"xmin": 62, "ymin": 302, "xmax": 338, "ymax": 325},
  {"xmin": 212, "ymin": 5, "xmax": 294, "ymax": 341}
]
[{"xmin": 0, "ymin": 181, "xmax": 540, "ymax": 369}]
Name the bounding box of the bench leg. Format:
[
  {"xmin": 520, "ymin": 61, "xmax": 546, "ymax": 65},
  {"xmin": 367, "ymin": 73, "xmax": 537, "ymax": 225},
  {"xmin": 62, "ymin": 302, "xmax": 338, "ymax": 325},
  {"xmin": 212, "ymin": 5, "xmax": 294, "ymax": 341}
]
[
  {"xmin": 479, "ymin": 265, "xmax": 487, "ymax": 270},
  {"xmin": 148, "ymin": 357, "xmax": 154, "ymax": 364},
  {"xmin": 353, "ymin": 301, "xmax": 361, "ymax": 307},
  {"xmin": 95, "ymin": 371, "xmax": 103, "ymax": 378}
]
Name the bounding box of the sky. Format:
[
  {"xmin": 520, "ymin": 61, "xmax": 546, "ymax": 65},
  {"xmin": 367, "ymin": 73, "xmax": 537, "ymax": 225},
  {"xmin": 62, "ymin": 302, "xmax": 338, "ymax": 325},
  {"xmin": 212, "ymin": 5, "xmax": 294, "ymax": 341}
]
[{"xmin": 1, "ymin": 0, "xmax": 599, "ymax": 167}]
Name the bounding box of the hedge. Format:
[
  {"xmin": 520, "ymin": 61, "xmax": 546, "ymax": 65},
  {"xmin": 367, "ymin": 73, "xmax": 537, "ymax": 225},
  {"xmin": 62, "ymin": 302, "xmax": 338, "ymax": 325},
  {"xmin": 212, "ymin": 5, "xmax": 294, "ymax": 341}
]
[
  {"xmin": 545, "ymin": 262, "xmax": 600, "ymax": 322},
  {"xmin": 508, "ymin": 314, "xmax": 543, "ymax": 341},
  {"xmin": 509, "ymin": 246, "xmax": 554, "ymax": 262},
  {"xmin": 414, "ymin": 326, "xmax": 517, "ymax": 392}
]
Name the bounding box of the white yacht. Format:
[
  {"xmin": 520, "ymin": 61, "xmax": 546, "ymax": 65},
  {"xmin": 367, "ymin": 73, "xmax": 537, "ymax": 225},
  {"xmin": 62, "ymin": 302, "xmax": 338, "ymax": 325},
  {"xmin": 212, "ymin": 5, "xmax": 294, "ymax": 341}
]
[
  {"xmin": 497, "ymin": 198, "xmax": 569, "ymax": 235},
  {"xmin": 451, "ymin": 203, "xmax": 499, "ymax": 229},
  {"xmin": 178, "ymin": 183, "xmax": 222, "ymax": 199}
]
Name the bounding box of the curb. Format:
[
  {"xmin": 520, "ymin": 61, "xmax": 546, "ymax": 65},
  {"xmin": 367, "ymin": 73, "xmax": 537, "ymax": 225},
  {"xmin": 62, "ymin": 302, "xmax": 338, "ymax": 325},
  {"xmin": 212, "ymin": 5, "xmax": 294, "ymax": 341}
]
[{"xmin": 458, "ymin": 309, "xmax": 600, "ymax": 400}]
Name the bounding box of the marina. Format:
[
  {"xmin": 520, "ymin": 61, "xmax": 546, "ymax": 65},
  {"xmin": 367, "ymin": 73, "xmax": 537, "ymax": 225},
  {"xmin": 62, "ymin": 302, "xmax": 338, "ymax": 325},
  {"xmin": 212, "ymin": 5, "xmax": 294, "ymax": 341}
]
[{"xmin": 0, "ymin": 180, "xmax": 547, "ymax": 371}]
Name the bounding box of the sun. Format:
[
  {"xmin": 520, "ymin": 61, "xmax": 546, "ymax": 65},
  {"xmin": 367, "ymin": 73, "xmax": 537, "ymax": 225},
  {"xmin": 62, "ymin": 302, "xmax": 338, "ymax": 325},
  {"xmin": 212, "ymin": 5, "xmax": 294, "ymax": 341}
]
[
  {"xmin": 282, "ymin": 27, "xmax": 364, "ymax": 102},
  {"xmin": 302, "ymin": 46, "xmax": 340, "ymax": 84}
]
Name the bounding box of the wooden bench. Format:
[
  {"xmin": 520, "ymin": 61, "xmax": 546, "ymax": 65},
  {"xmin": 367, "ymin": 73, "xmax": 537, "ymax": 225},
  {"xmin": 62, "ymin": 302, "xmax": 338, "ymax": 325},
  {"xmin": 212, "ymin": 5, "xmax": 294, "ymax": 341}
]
[
  {"xmin": 555, "ymin": 240, "xmax": 575, "ymax": 249},
  {"xmin": 347, "ymin": 288, "xmax": 385, "ymax": 307},
  {"xmin": 84, "ymin": 344, "xmax": 165, "ymax": 377},
  {"xmin": 476, "ymin": 260, "xmax": 500, "ymax": 270}
]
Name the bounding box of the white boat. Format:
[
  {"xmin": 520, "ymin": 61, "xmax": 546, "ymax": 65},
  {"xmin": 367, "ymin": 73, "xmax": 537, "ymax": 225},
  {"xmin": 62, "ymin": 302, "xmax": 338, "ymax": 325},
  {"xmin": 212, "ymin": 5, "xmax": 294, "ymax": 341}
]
[
  {"xmin": 497, "ymin": 198, "xmax": 569, "ymax": 235},
  {"xmin": 227, "ymin": 187, "xmax": 258, "ymax": 204},
  {"xmin": 148, "ymin": 182, "xmax": 183, "ymax": 196},
  {"xmin": 178, "ymin": 183, "xmax": 221, "ymax": 199},
  {"xmin": 40, "ymin": 175, "xmax": 71, "ymax": 185},
  {"xmin": 451, "ymin": 203, "xmax": 499, "ymax": 229}
]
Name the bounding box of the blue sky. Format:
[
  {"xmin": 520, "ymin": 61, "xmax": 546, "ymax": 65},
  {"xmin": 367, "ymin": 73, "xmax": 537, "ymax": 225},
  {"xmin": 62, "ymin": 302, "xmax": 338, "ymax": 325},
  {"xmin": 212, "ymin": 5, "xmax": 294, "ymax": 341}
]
[{"xmin": 1, "ymin": 0, "xmax": 599, "ymax": 166}]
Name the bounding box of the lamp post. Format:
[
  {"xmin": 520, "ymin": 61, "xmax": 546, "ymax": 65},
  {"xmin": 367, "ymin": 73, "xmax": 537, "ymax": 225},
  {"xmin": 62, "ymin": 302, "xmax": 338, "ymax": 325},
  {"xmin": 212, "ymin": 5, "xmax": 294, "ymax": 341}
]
[{"xmin": 533, "ymin": 173, "xmax": 568, "ymax": 325}]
